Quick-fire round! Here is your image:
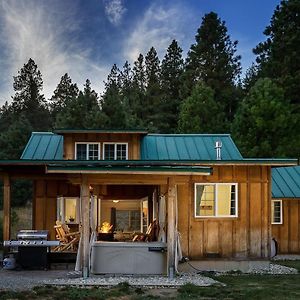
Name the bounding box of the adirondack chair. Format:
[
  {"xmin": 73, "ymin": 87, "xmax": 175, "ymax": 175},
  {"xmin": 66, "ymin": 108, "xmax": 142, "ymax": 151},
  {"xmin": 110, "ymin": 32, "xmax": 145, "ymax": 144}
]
[{"xmin": 53, "ymin": 221, "xmax": 80, "ymax": 252}]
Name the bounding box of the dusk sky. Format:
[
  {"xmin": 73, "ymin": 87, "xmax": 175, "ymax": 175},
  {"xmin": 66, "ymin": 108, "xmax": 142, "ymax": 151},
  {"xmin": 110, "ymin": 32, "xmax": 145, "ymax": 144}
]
[{"xmin": 0, "ymin": 0, "xmax": 281, "ymax": 105}]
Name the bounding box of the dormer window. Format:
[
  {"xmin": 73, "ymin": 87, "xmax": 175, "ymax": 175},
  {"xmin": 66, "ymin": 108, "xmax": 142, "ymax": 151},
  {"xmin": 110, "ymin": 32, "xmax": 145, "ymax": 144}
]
[
  {"xmin": 75, "ymin": 143, "xmax": 100, "ymax": 160},
  {"xmin": 103, "ymin": 143, "xmax": 128, "ymax": 160}
]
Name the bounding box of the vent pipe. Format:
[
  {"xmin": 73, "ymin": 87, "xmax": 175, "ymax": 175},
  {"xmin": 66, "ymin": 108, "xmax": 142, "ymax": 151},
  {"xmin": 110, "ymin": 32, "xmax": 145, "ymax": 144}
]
[{"xmin": 215, "ymin": 141, "xmax": 222, "ymax": 160}]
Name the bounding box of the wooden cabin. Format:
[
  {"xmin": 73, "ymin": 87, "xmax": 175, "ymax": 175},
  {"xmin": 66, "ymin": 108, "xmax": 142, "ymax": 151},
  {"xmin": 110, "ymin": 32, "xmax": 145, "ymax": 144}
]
[
  {"xmin": 271, "ymin": 166, "xmax": 300, "ymax": 254},
  {"xmin": 0, "ymin": 129, "xmax": 297, "ymax": 276}
]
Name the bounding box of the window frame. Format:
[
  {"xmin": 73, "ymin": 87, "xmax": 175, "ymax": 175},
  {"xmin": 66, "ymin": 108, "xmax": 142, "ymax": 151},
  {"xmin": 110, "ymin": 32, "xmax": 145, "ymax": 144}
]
[
  {"xmin": 57, "ymin": 196, "xmax": 80, "ymax": 224},
  {"xmin": 75, "ymin": 142, "xmax": 101, "ymax": 160},
  {"xmin": 194, "ymin": 183, "xmax": 238, "ymax": 218},
  {"xmin": 115, "ymin": 209, "xmax": 141, "ymax": 232},
  {"xmin": 271, "ymin": 199, "xmax": 283, "ymax": 225},
  {"xmin": 103, "ymin": 142, "xmax": 128, "ymax": 160}
]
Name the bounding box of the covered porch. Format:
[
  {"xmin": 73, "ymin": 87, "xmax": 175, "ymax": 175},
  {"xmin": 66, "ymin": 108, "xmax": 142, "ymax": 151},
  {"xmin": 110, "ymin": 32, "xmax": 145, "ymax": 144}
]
[{"xmin": 1, "ymin": 162, "xmax": 211, "ymax": 278}]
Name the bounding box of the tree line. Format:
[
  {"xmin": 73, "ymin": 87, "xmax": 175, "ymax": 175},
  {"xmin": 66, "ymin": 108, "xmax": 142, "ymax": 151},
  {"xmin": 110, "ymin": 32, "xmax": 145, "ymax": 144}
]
[{"xmin": 0, "ymin": 0, "xmax": 299, "ymax": 162}]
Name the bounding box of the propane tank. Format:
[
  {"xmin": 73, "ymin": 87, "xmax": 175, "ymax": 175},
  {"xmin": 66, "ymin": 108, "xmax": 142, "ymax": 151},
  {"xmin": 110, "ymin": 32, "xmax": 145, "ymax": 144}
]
[{"xmin": 3, "ymin": 257, "xmax": 16, "ymax": 270}]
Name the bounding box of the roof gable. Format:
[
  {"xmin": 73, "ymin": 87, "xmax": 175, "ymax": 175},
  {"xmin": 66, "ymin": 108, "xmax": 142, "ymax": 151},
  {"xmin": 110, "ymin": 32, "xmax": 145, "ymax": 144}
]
[
  {"xmin": 141, "ymin": 134, "xmax": 243, "ymax": 161},
  {"xmin": 21, "ymin": 132, "xmax": 63, "ymax": 160}
]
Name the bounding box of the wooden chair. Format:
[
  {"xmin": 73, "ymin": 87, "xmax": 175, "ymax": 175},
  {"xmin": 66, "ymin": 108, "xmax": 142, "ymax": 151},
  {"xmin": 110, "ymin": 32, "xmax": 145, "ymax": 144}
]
[
  {"xmin": 132, "ymin": 219, "xmax": 158, "ymax": 242},
  {"xmin": 53, "ymin": 220, "xmax": 80, "ymax": 252}
]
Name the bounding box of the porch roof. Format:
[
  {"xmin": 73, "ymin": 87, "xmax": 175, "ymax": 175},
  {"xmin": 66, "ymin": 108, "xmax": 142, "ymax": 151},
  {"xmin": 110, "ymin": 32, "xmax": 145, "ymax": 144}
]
[{"xmin": 272, "ymin": 166, "xmax": 300, "ymax": 199}]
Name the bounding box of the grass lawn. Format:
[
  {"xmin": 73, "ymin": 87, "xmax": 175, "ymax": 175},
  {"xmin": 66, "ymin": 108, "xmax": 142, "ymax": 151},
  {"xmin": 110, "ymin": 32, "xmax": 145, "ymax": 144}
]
[{"xmin": 0, "ymin": 262, "xmax": 299, "ymax": 299}]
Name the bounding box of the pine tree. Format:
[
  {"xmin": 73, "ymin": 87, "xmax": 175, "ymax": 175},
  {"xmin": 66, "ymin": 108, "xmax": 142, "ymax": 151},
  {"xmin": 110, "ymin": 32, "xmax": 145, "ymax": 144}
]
[
  {"xmin": 131, "ymin": 54, "xmax": 146, "ymax": 125},
  {"xmin": 100, "ymin": 64, "xmax": 127, "ymax": 128},
  {"xmin": 160, "ymin": 40, "xmax": 184, "ymax": 132},
  {"xmin": 55, "ymin": 79, "xmax": 105, "ymax": 129},
  {"xmin": 11, "ymin": 58, "xmax": 50, "ymax": 130},
  {"xmin": 50, "ymin": 73, "xmax": 79, "ymax": 120},
  {"xmin": 143, "ymin": 47, "xmax": 161, "ymax": 130},
  {"xmin": 0, "ymin": 114, "xmax": 32, "ymax": 159},
  {"xmin": 182, "ymin": 12, "xmax": 241, "ymax": 126},
  {"xmin": 119, "ymin": 61, "xmax": 143, "ymax": 128},
  {"xmin": 178, "ymin": 83, "xmax": 225, "ymax": 133},
  {"xmin": 232, "ymin": 78, "xmax": 298, "ymax": 157},
  {"xmin": 253, "ymin": 0, "xmax": 300, "ymax": 107}
]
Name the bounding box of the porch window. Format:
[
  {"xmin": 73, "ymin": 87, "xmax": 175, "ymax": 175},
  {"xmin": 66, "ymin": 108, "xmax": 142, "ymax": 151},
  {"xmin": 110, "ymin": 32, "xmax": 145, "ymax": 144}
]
[
  {"xmin": 115, "ymin": 210, "xmax": 140, "ymax": 231},
  {"xmin": 57, "ymin": 197, "xmax": 80, "ymax": 223},
  {"xmin": 103, "ymin": 143, "xmax": 128, "ymax": 160},
  {"xmin": 75, "ymin": 143, "xmax": 100, "ymax": 160},
  {"xmin": 195, "ymin": 183, "xmax": 238, "ymax": 218},
  {"xmin": 271, "ymin": 200, "xmax": 282, "ymax": 224}
]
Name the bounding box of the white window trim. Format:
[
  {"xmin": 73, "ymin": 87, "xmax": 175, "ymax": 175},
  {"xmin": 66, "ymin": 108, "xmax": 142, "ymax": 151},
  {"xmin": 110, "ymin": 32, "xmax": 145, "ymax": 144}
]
[
  {"xmin": 75, "ymin": 142, "xmax": 101, "ymax": 160},
  {"xmin": 271, "ymin": 199, "xmax": 283, "ymax": 225},
  {"xmin": 194, "ymin": 183, "xmax": 238, "ymax": 218},
  {"xmin": 103, "ymin": 142, "xmax": 128, "ymax": 160}
]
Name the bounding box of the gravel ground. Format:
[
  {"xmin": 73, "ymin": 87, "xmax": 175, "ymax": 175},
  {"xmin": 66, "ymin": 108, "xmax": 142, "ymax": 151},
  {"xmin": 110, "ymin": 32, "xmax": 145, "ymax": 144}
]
[
  {"xmin": 0, "ymin": 261, "xmax": 298, "ymax": 291},
  {"xmin": 45, "ymin": 273, "xmax": 219, "ymax": 288},
  {"xmin": 273, "ymin": 254, "xmax": 300, "ymax": 261},
  {"xmin": 0, "ymin": 269, "xmax": 70, "ymax": 291},
  {"xmin": 249, "ymin": 263, "xmax": 298, "ymax": 275}
]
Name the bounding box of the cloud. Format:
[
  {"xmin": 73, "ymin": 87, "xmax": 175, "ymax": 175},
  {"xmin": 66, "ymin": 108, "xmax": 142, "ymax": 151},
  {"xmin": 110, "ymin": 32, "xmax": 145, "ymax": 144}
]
[
  {"xmin": 0, "ymin": 0, "xmax": 109, "ymax": 104},
  {"xmin": 103, "ymin": 0, "xmax": 126, "ymax": 26},
  {"xmin": 123, "ymin": 2, "xmax": 193, "ymax": 62}
]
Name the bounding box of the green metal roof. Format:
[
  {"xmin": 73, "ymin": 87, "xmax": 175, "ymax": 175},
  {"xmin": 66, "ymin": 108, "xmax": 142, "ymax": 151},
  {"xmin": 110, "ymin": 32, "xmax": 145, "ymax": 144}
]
[
  {"xmin": 21, "ymin": 132, "xmax": 63, "ymax": 160},
  {"xmin": 19, "ymin": 132, "xmax": 298, "ymax": 166},
  {"xmin": 141, "ymin": 134, "xmax": 243, "ymax": 160},
  {"xmin": 272, "ymin": 166, "xmax": 300, "ymax": 199}
]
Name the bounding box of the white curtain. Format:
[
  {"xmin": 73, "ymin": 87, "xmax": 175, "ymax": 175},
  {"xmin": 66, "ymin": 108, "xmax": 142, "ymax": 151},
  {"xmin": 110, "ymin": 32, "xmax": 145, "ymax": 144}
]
[
  {"xmin": 75, "ymin": 195, "xmax": 83, "ymax": 271},
  {"xmin": 174, "ymin": 186, "xmax": 182, "ymax": 273},
  {"xmin": 89, "ymin": 195, "xmax": 98, "ymax": 270},
  {"xmin": 158, "ymin": 195, "xmax": 166, "ymax": 243}
]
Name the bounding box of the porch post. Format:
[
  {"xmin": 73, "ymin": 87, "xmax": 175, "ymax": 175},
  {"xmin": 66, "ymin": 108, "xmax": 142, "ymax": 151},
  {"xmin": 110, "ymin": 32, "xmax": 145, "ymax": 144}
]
[
  {"xmin": 80, "ymin": 175, "xmax": 90, "ymax": 278},
  {"xmin": 3, "ymin": 174, "xmax": 11, "ymax": 241},
  {"xmin": 167, "ymin": 177, "xmax": 176, "ymax": 279}
]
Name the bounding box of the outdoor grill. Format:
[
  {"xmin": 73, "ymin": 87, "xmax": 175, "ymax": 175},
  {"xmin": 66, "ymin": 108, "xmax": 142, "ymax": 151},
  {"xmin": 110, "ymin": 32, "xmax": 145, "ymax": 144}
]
[{"xmin": 4, "ymin": 230, "xmax": 60, "ymax": 269}]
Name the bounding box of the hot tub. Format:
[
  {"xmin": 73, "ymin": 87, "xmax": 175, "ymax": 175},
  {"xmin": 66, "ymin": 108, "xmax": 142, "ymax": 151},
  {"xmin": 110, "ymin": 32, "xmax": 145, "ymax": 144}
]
[{"xmin": 91, "ymin": 241, "xmax": 167, "ymax": 275}]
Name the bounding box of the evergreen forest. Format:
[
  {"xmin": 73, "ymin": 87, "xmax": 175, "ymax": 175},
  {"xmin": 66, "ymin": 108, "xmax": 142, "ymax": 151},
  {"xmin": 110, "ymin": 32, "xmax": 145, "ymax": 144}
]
[{"xmin": 0, "ymin": 0, "xmax": 299, "ymax": 163}]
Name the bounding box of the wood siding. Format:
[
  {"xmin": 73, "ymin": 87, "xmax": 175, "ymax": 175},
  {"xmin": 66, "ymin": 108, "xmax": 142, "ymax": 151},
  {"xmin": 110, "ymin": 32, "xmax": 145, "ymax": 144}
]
[
  {"xmin": 63, "ymin": 133, "xmax": 141, "ymax": 160},
  {"xmin": 33, "ymin": 180, "xmax": 80, "ymax": 239},
  {"xmin": 33, "ymin": 165, "xmax": 272, "ymax": 259},
  {"xmin": 272, "ymin": 199, "xmax": 300, "ymax": 254},
  {"xmin": 177, "ymin": 165, "xmax": 271, "ymax": 259}
]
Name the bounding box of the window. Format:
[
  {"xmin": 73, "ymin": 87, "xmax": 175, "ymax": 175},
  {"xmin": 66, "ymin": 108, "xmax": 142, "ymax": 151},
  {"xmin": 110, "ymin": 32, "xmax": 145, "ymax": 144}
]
[
  {"xmin": 272, "ymin": 200, "xmax": 282, "ymax": 224},
  {"xmin": 115, "ymin": 210, "xmax": 140, "ymax": 231},
  {"xmin": 57, "ymin": 197, "xmax": 80, "ymax": 223},
  {"xmin": 103, "ymin": 143, "xmax": 128, "ymax": 160},
  {"xmin": 75, "ymin": 143, "xmax": 100, "ymax": 160},
  {"xmin": 195, "ymin": 183, "xmax": 238, "ymax": 217}
]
